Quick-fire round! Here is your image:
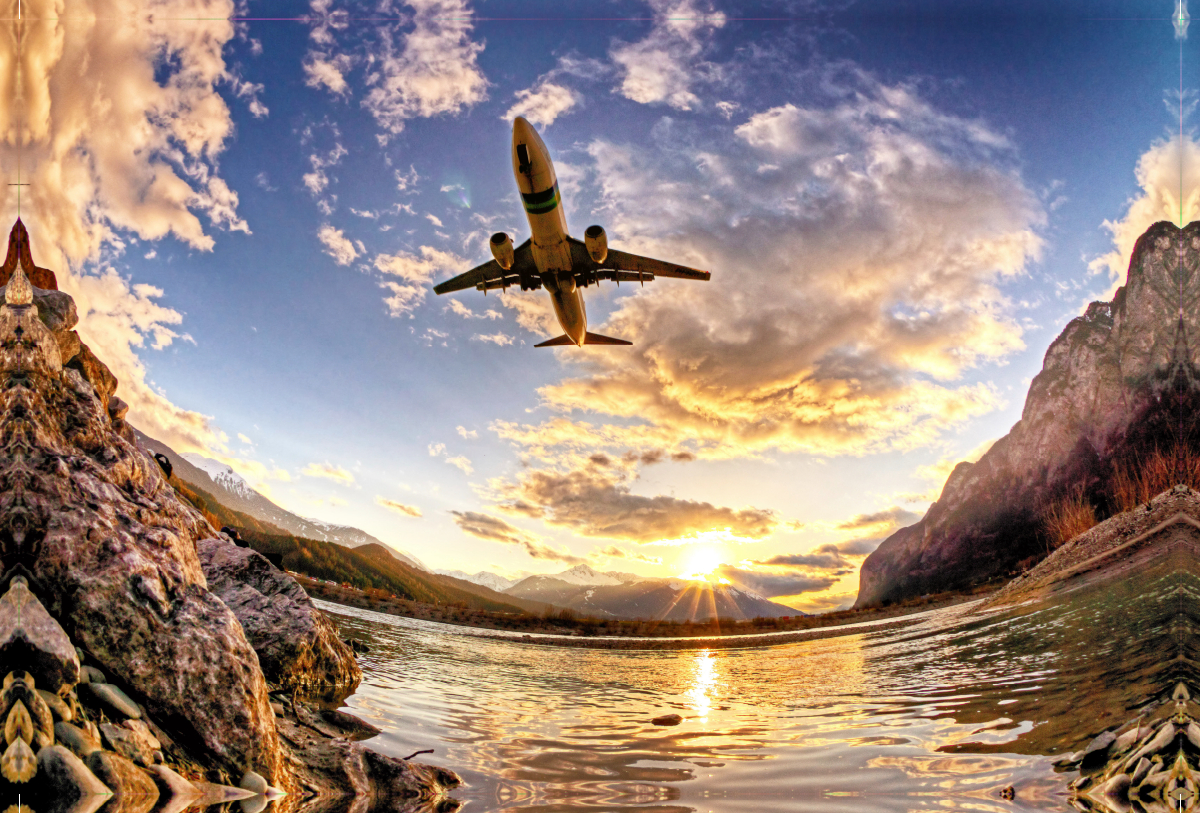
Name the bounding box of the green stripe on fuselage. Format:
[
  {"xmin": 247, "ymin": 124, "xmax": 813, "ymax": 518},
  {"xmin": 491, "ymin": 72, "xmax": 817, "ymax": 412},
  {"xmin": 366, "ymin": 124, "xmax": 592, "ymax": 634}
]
[{"xmin": 522, "ymin": 184, "xmax": 560, "ymax": 215}]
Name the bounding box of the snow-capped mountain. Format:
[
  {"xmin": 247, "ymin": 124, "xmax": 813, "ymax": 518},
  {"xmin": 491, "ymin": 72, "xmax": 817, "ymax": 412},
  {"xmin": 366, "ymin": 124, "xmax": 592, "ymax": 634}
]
[
  {"xmin": 181, "ymin": 454, "xmax": 257, "ymax": 502},
  {"xmin": 504, "ymin": 574, "xmax": 802, "ymax": 621},
  {"xmin": 436, "ymin": 570, "xmax": 517, "ymax": 592},
  {"xmin": 552, "ymin": 564, "xmax": 623, "ymax": 586},
  {"xmin": 139, "ymin": 431, "xmax": 428, "ymax": 571}
]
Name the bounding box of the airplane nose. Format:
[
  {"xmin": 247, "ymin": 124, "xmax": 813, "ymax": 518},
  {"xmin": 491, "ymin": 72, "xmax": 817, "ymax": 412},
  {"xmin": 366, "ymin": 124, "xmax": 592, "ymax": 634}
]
[{"xmin": 512, "ymin": 116, "xmax": 535, "ymax": 143}]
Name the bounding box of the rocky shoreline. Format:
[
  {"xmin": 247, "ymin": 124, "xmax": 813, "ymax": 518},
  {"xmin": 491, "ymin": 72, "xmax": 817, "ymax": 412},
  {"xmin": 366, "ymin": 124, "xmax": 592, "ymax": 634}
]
[{"xmin": 0, "ymin": 221, "xmax": 460, "ymax": 810}]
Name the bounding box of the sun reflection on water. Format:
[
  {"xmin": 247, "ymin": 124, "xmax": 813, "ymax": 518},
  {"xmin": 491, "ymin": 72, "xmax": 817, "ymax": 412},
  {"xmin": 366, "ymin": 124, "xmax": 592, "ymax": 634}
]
[{"xmin": 687, "ymin": 649, "xmax": 719, "ymax": 720}]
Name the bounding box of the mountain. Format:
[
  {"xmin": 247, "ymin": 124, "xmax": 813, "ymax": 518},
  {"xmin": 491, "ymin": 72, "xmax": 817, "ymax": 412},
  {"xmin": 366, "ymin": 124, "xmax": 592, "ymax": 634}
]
[
  {"xmin": 505, "ymin": 574, "xmax": 799, "ymax": 621},
  {"xmin": 136, "ymin": 430, "xmax": 428, "ymax": 571},
  {"xmin": 857, "ymin": 221, "xmax": 1200, "ymax": 607},
  {"xmin": 436, "ymin": 570, "xmax": 518, "ymax": 592}
]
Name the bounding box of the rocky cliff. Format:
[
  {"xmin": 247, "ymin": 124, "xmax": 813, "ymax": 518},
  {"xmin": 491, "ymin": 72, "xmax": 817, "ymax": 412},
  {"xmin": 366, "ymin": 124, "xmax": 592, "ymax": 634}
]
[
  {"xmin": 0, "ymin": 221, "xmax": 459, "ymax": 808},
  {"xmin": 856, "ymin": 221, "xmax": 1200, "ymax": 607}
]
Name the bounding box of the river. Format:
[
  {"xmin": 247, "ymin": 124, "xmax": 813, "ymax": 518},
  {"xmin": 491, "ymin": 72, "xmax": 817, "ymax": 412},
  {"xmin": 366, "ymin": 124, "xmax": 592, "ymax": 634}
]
[{"xmin": 301, "ymin": 554, "xmax": 1182, "ymax": 813}]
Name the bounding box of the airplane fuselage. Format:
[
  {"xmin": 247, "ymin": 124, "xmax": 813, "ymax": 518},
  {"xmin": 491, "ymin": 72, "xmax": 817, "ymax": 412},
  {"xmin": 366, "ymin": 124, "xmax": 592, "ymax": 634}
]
[{"xmin": 512, "ymin": 117, "xmax": 588, "ymax": 346}]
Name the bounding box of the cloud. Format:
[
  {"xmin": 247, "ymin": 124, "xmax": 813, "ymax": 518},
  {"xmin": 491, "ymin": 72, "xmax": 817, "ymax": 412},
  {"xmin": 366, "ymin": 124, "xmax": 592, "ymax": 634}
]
[
  {"xmin": 503, "ymin": 82, "xmax": 580, "ymax": 128},
  {"xmin": 471, "ymin": 332, "xmax": 514, "ymax": 346},
  {"xmin": 532, "ymin": 71, "xmax": 1042, "ymax": 460},
  {"xmin": 445, "ymin": 455, "xmax": 474, "ymax": 474},
  {"xmin": 428, "ymin": 442, "xmax": 445, "ymax": 456},
  {"xmin": 716, "ymin": 566, "xmax": 839, "ymax": 598},
  {"xmin": 303, "ymin": 141, "xmax": 348, "ymax": 196},
  {"xmin": 457, "ymin": 426, "xmax": 478, "ymax": 439},
  {"xmin": 756, "ymin": 547, "xmax": 849, "ymax": 571},
  {"xmin": 317, "ymin": 225, "xmax": 360, "ymax": 265},
  {"xmin": 301, "ymin": 462, "xmax": 356, "ymax": 484},
  {"xmin": 494, "ymin": 463, "xmax": 777, "ymax": 543},
  {"xmin": 304, "ymin": 52, "xmax": 354, "ymax": 94},
  {"xmin": 1089, "ymin": 134, "xmax": 1200, "ymax": 295},
  {"xmin": 451, "ymin": 510, "xmax": 586, "ymax": 564},
  {"xmin": 376, "ymin": 496, "xmax": 422, "ymax": 518},
  {"xmin": 593, "ymin": 544, "xmax": 662, "ymax": 565},
  {"xmin": 903, "ymin": 438, "xmax": 996, "ymax": 502},
  {"xmin": 446, "ymin": 298, "xmax": 501, "ymax": 319},
  {"xmin": 610, "ymin": 0, "xmax": 726, "ymax": 110},
  {"xmin": 373, "ymin": 245, "xmax": 465, "ymax": 316},
  {"xmin": 836, "ymin": 507, "xmax": 921, "ymax": 531},
  {"xmin": 0, "ymin": 0, "xmax": 259, "ymax": 455},
  {"xmin": 425, "ymin": 213, "xmax": 444, "ymax": 227},
  {"xmin": 237, "ymin": 433, "xmax": 254, "ymax": 445},
  {"xmin": 361, "ymin": 0, "xmax": 489, "ymax": 136}
]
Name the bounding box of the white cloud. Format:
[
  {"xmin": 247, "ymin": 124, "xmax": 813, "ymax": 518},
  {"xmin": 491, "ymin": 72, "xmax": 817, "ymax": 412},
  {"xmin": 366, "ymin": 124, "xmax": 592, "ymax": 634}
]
[
  {"xmin": 426, "ymin": 213, "xmax": 444, "ymax": 227},
  {"xmin": 303, "ymin": 53, "xmax": 354, "ymax": 95},
  {"xmin": 503, "ymin": 82, "xmax": 580, "ymax": 128},
  {"xmin": 445, "ymin": 455, "xmax": 474, "ymax": 474},
  {"xmin": 610, "ymin": 0, "xmax": 726, "ymax": 110},
  {"xmin": 376, "ymin": 496, "xmax": 423, "ymax": 518},
  {"xmin": 237, "ymin": 432, "xmax": 254, "ymax": 445},
  {"xmin": 0, "ymin": 0, "xmax": 259, "ymax": 454},
  {"xmin": 471, "ymin": 332, "xmax": 514, "ymax": 346},
  {"xmin": 361, "ymin": 0, "xmax": 489, "ymax": 136},
  {"xmin": 457, "ymin": 426, "xmax": 477, "ymax": 439},
  {"xmin": 317, "ymin": 224, "xmax": 360, "ymax": 265},
  {"xmin": 428, "ymin": 442, "xmax": 446, "ymax": 456},
  {"xmin": 300, "ymin": 461, "xmax": 356, "ymax": 484},
  {"xmin": 373, "ymin": 245, "xmax": 465, "ymax": 316},
  {"xmin": 1089, "ymin": 134, "xmax": 1200, "ymax": 296}
]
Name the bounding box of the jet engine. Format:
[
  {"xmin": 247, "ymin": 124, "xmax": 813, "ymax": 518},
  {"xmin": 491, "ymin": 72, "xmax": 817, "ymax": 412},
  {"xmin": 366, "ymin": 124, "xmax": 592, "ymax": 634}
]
[
  {"xmin": 490, "ymin": 232, "xmax": 515, "ymax": 270},
  {"xmin": 584, "ymin": 225, "xmax": 608, "ymax": 264}
]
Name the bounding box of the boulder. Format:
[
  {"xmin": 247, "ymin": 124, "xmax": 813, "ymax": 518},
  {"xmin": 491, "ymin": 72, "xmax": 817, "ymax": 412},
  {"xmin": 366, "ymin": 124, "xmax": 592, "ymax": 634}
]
[
  {"xmin": 197, "ymin": 539, "xmax": 362, "ymax": 692},
  {"xmin": 0, "ymin": 576, "xmax": 79, "ymax": 691}
]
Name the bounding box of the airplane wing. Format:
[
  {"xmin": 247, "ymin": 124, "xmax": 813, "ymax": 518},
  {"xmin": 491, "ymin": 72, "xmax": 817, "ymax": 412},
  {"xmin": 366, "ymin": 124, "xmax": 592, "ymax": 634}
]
[
  {"xmin": 434, "ymin": 239, "xmax": 536, "ymax": 294},
  {"xmin": 566, "ymin": 237, "xmax": 710, "ymax": 283}
]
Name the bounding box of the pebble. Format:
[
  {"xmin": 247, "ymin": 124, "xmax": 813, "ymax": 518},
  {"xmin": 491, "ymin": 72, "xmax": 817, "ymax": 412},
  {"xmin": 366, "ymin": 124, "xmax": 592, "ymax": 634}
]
[
  {"xmin": 37, "ymin": 689, "xmax": 72, "ymax": 722},
  {"xmin": 81, "ymin": 665, "xmax": 106, "ymax": 684},
  {"xmin": 54, "ymin": 721, "xmax": 101, "ymax": 757},
  {"xmin": 1083, "ymin": 730, "xmax": 1116, "ymax": 757},
  {"xmin": 79, "ymin": 682, "xmax": 142, "ymax": 719},
  {"xmin": 270, "ymin": 702, "xmax": 284, "ymax": 716},
  {"xmin": 651, "ymin": 714, "xmax": 683, "ymax": 726},
  {"xmin": 1130, "ymin": 756, "xmax": 1151, "ymax": 786},
  {"xmin": 1097, "ymin": 773, "xmax": 1131, "ymax": 801},
  {"xmin": 240, "ymin": 769, "xmax": 270, "ymax": 794}
]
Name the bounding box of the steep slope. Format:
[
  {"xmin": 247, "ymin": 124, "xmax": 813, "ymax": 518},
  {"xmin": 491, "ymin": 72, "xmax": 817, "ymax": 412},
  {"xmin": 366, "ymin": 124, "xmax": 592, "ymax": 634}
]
[
  {"xmin": 857, "ymin": 221, "xmax": 1200, "ymax": 607},
  {"xmin": 136, "ymin": 429, "xmax": 428, "ymax": 570},
  {"xmin": 506, "ymin": 575, "xmax": 799, "ymax": 620}
]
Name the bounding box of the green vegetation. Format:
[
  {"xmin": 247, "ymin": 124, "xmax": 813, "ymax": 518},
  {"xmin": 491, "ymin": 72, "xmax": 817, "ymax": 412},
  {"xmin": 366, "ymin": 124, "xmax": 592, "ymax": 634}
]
[{"xmin": 172, "ymin": 477, "xmax": 530, "ymax": 614}]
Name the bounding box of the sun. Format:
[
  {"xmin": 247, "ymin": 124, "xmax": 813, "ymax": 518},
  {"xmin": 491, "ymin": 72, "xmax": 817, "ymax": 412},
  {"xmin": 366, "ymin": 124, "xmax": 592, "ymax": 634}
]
[{"xmin": 678, "ymin": 548, "xmax": 724, "ymax": 581}]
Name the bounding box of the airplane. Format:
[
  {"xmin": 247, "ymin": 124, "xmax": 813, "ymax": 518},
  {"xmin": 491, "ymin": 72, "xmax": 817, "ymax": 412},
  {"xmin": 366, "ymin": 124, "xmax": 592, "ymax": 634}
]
[{"xmin": 433, "ymin": 117, "xmax": 711, "ymax": 347}]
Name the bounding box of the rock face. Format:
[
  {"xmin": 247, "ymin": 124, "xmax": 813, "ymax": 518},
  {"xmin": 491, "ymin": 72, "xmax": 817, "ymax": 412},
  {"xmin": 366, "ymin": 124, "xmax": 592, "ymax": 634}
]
[
  {"xmin": 857, "ymin": 221, "xmax": 1200, "ymax": 607},
  {"xmin": 197, "ymin": 539, "xmax": 362, "ymax": 692},
  {"xmin": 0, "ymin": 222, "xmax": 459, "ymax": 805}
]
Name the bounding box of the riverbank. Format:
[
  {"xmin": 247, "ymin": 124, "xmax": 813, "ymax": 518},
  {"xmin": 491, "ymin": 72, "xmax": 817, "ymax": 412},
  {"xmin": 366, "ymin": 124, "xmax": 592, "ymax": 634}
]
[{"xmin": 301, "ymin": 575, "xmax": 994, "ymax": 646}]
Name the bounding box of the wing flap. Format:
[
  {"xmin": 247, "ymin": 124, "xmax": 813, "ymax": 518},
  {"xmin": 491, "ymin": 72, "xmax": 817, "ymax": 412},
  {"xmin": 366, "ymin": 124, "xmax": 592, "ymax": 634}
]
[
  {"xmin": 566, "ymin": 237, "xmax": 710, "ymax": 283},
  {"xmin": 434, "ymin": 239, "xmax": 537, "ymax": 294}
]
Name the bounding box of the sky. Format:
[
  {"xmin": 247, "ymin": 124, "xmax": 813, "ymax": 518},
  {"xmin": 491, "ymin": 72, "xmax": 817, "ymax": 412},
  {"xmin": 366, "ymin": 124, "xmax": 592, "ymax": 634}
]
[{"xmin": 5, "ymin": 0, "xmax": 1198, "ymax": 612}]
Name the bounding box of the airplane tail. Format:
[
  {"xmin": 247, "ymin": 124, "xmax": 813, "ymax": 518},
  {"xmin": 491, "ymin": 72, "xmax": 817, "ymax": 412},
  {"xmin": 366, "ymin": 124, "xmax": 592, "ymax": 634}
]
[
  {"xmin": 534, "ymin": 332, "xmax": 632, "ymax": 347},
  {"xmin": 584, "ymin": 332, "xmax": 632, "ymax": 346}
]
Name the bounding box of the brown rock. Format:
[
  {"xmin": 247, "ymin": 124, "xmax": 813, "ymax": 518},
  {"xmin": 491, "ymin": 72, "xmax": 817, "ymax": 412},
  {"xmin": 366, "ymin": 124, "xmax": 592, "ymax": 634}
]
[
  {"xmin": 858, "ymin": 221, "xmax": 1200, "ymax": 606},
  {"xmin": 197, "ymin": 539, "xmax": 362, "ymax": 692},
  {"xmin": 86, "ymin": 750, "xmax": 160, "ymax": 813},
  {"xmin": 65, "ymin": 340, "xmax": 117, "ymax": 411},
  {"xmin": 0, "ymin": 577, "xmax": 80, "ymax": 691}
]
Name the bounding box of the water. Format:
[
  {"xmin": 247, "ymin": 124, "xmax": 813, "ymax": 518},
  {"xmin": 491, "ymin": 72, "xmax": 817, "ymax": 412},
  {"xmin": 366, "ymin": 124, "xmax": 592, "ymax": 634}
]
[{"xmin": 311, "ymin": 551, "xmax": 1185, "ymax": 813}]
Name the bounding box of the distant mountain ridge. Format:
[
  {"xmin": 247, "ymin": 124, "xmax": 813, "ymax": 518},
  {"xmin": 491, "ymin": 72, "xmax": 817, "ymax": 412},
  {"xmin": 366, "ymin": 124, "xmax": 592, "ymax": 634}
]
[
  {"xmin": 505, "ymin": 570, "xmax": 801, "ymax": 621},
  {"xmin": 136, "ymin": 430, "xmax": 428, "ymax": 571}
]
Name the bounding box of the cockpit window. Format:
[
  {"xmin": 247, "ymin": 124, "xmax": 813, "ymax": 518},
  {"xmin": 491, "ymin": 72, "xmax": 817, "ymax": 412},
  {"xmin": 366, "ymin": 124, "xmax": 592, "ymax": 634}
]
[{"xmin": 516, "ymin": 144, "xmax": 531, "ymax": 171}]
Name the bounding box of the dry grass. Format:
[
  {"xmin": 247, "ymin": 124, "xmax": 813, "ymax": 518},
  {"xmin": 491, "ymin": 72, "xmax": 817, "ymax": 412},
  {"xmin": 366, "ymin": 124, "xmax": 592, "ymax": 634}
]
[
  {"xmin": 1110, "ymin": 446, "xmax": 1200, "ymax": 513},
  {"xmin": 1043, "ymin": 487, "xmax": 1098, "ymax": 551}
]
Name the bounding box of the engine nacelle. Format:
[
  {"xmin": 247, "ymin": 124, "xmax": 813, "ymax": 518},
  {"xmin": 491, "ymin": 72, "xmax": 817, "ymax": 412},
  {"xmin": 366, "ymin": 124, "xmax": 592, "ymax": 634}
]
[
  {"xmin": 490, "ymin": 232, "xmax": 514, "ymax": 270},
  {"xmin": 584, "ymin": 225, "xmax": 608, "ymax": 264}
]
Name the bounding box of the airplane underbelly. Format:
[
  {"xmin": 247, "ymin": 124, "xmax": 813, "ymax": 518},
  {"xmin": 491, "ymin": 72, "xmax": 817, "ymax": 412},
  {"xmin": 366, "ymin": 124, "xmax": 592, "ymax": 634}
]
[{"xmin": 550, "ymin": 288, "xmax": 586, "ymax": 345}]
